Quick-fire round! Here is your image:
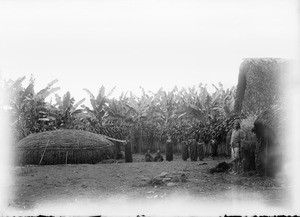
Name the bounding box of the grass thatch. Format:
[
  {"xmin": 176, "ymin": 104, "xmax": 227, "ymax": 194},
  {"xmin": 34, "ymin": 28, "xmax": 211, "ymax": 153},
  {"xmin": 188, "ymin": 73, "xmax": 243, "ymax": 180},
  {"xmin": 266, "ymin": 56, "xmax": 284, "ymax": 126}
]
[
  {"xmin": 234, "ymin": 58, "xmax": 287, "ymax": 114},
  {"xmin": 254, "ymin": 103, "xmax": 283, "ymax": 137},
  {"xmin": 15, "ymin": 130, "xmax": 115, "ymax": 165},
  {"xmin": 253, "ymin": 104, "xmax": 283, "ymax": 177}
]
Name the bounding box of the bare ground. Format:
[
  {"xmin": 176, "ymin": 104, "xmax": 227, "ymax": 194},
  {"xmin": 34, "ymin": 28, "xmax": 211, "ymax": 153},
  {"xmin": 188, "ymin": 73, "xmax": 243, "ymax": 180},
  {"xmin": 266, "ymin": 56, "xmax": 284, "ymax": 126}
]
[{"xmin": 6, "ymin": 154, "xmax": 292, "ymax": 215}]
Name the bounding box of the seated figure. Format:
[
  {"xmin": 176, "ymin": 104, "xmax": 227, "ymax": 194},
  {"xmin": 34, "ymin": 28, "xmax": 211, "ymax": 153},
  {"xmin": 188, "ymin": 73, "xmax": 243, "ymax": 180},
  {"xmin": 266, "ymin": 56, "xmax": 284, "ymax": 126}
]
[
  {"xmin": 153, "ymin": 150, "xmax": 164, "ymax": 162},
  {"xmin": 145, "ymin": 150, "xmax": 153, "ymax": 162}
]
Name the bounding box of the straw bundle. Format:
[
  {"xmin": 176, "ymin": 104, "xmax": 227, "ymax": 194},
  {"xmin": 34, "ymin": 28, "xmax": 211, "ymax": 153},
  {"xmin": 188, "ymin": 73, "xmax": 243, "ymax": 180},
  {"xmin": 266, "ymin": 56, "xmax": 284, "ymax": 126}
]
[
  {"xmin": 234, "ymin": 58, "xmax": 287, "ymax": 114},
  {"xmin": 15, "ymin": 130, "xmax": 115, "ymax": 165}
]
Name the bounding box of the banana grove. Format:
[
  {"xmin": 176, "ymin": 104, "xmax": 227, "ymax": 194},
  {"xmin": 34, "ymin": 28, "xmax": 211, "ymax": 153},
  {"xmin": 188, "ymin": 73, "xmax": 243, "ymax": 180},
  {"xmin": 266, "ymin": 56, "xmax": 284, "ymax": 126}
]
[{"xmin": 1, "ymin": 77, "xmax": 238, "ymax": 156}]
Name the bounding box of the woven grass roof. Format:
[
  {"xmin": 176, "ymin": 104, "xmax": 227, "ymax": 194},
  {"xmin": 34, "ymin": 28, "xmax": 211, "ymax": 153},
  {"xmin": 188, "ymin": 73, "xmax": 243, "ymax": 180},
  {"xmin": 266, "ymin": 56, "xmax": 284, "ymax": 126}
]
[
  {"xmin": 16, "ymin": 130, "xmax": 115, "ymax": 165},
  {"xmin": 254, "ymin": 103, "xmax": 283, "ymax": 137},
  {"xmin": 234, "ymin": 58, "xmax": 288, "ymax": 114}
]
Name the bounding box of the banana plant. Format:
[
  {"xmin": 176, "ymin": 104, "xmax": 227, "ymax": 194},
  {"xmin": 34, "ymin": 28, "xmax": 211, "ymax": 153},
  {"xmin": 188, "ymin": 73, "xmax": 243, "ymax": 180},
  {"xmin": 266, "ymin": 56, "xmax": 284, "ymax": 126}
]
[
  {"xmin": 122, "ymin": 88, "xmax": 153, "ymax": 123},
  {"xmin": 101, "ymin": 94, "xmax": 132, "ymax": 139},
  {"xmin": 147, "ymin": 87, "xmax": 185, "ymax": 141},
  {"xmin": 4, "ymin": 76, "xmax": 60, "ymax": 140},
  {"xmin": 184, "ymin": 83, "xmax": 234, "ymax": 122},
  {"xmin": 177, "ymin": 83, "xmax": 233, "ymax": 142},
  {"xmin": 105, "ymin": 92, "xmax": 135, "ymax": 123},
  {"xmin": 81, "ymin": 85, "xmax": 116, "ymax": 136},
  {"xmin": 48, "ymin": 91, "xmax": 85, "ymax": 129}
]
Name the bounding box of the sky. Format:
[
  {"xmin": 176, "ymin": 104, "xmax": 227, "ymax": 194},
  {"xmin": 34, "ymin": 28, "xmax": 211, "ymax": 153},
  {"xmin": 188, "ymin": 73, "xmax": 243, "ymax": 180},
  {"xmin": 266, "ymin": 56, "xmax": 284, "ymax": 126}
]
[{"xmin": 0, "ymin": 0, "xmax": 299, "ymax": 101}]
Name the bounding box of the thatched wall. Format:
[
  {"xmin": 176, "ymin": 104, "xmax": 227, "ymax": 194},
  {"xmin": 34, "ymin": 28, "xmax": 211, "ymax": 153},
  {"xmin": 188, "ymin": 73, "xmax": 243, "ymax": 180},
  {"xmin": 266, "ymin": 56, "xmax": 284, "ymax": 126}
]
[
  {"xmin": 16, "ymin": 130, "xmax": 115, "ymax": 165},
  {"xmin": 234, "ymin": 58, "xmax": 287, "ymax": 114},
  {"xmin": 252, "ymin": 105, "xmax": 283, "ymax": 177}
]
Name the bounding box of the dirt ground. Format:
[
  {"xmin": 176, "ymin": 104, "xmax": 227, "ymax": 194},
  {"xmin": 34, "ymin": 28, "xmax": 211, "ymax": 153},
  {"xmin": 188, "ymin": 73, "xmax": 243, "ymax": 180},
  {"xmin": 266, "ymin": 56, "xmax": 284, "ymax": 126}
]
[{"xmin": 5, "ymin": 154, "xmax": 293, "ymax": 216}]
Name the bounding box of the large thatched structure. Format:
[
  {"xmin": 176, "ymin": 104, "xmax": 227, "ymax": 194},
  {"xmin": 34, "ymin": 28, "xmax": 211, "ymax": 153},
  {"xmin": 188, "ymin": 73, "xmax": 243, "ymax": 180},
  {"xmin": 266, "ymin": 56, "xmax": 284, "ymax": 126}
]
[
  {"xmin": 252, "ymin": 104, "xmax": 283, "ymax": 177},
  {"xmin": 234, "ymin": 58, "xmax": 287, "ymax": 114},
  {"xmin": 232, "ymin": 58, "xmax": 288, "ymax": 176},
  {"xmin": 16, "ymin": 130, "xmax": 115, "ymax": 165}
]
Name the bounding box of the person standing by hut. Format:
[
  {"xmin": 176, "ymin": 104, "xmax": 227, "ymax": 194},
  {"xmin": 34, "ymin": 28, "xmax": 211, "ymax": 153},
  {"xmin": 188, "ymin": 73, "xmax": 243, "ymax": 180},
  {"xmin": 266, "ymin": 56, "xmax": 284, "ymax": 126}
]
[
  {"xmin": 226, "ymin": 129, "xmax": 233, "ymax": 158},
  {"xmin": 181, "ymin": 139, "xmax": 189, "ymax": 161},
  {"xmin": 190, "ymin": 135, "xmax": 198, "ymax": 161},
  {"xmin": 230, "ymin": 120, "xmax": 245, "ymax": 174},
  {"xmin": 197, "ymin": 136, "xmax": 205, "ymax": 161},
  {"xmin": 124, "ymin": 135, "xmax": 133, "ymax": 163},
  {"xmin": 165, "ymin": 134, "xmax": 173, "ymax": 161}
]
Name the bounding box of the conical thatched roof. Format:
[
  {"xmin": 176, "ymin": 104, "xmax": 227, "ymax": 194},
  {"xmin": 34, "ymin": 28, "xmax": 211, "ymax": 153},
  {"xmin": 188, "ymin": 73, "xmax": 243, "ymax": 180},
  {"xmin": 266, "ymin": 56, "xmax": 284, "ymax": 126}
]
[
  {"xmin": 234, "ymin": 58, "xmax": 288, "ymax": 114},
  {"xmin": 16, "ymin": 130, "xmax": 115, "ymax": 165}
]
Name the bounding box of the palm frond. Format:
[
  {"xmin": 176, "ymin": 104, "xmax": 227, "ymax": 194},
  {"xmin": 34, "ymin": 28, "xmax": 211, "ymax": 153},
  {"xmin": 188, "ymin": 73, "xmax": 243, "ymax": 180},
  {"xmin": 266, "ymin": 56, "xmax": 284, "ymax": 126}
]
[
  {"xmin": 90, "ymin": 99, "xmax": 98, "ymax": 112},
  {"xmin": 106, "ymin": 86, "xmax": 116, "ymax": 97},
  {"xmin": 54, "ymin": 94, "xmax": 62, "ymax": 107},
  {"xmin": 98, "ymin": 85, "xmax": 106, "ymax": 100},
  {"xmin": 73, "ymin": 98, "xmax": 85, "ymax": 109},
  {"xmin": 62, "ymin": 92, "xmax": 71, "ymax": 111},
  {"xmin": 23, "ymin": 83, "xmax": 35, "ymax": 99},
  {"xmin": 36, "ymin": 79, "xmax": 60, "ymax": 98},
  {"xmin": 71, "ymin": 109, "xmax": 84, "ymax": 116},
  {"xmin": 125, "ymin": 103, "xmax": 138, "ymax": 114},
  {"xmin": 83, "ymin": 88, "xmax": 95, "ymax": 99},
  {"xmin": 12, "ymin": 76, "xmax": 26, "ymax": 88}
]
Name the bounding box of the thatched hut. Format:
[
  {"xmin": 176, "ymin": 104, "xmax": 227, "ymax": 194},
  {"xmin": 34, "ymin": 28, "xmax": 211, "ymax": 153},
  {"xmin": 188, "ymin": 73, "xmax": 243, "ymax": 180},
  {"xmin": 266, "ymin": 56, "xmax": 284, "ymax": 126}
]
[
  {"xmin": 232, "ymin": 58, "xmax": 288, "ymax": 176},
  {"xmin": 15, "ymin": 130, "xmax": 115, "ymax": 165},
  {"xmin": 234, "ymin": 58, "xmax": 287, "ymax": 114},
  {"xmin": 252, "ymin": 104, "xmax": 283, "ymax": 177}
]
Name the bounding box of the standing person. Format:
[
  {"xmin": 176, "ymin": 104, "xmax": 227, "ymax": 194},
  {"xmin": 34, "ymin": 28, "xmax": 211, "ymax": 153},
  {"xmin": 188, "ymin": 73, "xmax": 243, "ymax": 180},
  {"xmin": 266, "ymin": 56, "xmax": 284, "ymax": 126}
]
[
  {"xmin": 211, "ymin": 139, "xmax": 218, "ymax": 160},
  {"xmin": 181, "ymin": 140, "xmax": 189, "ymax": 161},
  {"xmin": 165, "ymin": 134, "xmax": 173, "ymax": 161},
  {"xmin": 124, "ymin": 135, "xmax": 133, "ymax": 163},
  {"xmin": 226, "ymin": 129, "xmax": 233, "ymax": 158},
  {"xmin": 197, "ymin": 136, "xmax": 205, "ymax": 161},
  {"xmin": 230, "ymin": 120, "xmax": 245, "ymax": 174},
  {"xmin": 190, "ymin": 135, "xmax": 198, "ymax": 162}
]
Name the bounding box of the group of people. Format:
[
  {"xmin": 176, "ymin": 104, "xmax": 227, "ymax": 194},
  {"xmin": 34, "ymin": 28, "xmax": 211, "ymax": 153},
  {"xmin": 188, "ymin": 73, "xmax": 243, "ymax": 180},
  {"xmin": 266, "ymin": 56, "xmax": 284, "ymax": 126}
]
[
  {"xmin": 179, "ymin": 119, "xmax": 245, "ymax": 175},
  {"xmin": 144, "ymin": 135, "xmax": 173, "ymax": 162},
  {"xmin": 143, "ymin": 134, "xmax": 206, "ymax": 163},
  {"xmin": 181, "ymin": 134, "xmax": 205, "ymax": 162},
  {"xmin": 130, "ymin": 119, "xmax": 245, "ymax": 175},
  {"xmin": 145, "ymin": 149, "xmax": 164, "ymax": 162}
]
